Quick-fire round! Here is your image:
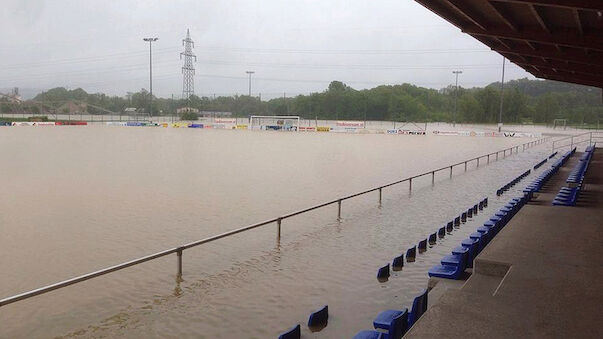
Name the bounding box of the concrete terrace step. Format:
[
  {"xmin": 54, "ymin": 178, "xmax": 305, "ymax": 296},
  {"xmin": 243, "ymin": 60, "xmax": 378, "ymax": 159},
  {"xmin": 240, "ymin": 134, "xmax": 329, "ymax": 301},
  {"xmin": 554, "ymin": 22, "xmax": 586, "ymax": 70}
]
[{"xmin": 405, "ymin": 149, "xmax": 603, "ymax": 339}]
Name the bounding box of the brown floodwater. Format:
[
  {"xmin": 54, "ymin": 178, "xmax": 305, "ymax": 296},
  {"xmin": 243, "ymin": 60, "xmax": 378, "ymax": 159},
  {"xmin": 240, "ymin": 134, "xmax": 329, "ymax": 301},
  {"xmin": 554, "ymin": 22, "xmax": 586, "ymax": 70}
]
[{"xmin": 0, "ymin": 126, "xmax": 553, "ymax": 338}]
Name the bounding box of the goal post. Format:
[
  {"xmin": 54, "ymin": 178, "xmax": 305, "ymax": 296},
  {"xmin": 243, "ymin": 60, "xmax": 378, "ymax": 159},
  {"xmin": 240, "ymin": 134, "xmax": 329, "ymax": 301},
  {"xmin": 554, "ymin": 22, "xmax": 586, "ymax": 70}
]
[{"xmin": 249, "ymin": 115, "xmax": 300, "ymax": 131}]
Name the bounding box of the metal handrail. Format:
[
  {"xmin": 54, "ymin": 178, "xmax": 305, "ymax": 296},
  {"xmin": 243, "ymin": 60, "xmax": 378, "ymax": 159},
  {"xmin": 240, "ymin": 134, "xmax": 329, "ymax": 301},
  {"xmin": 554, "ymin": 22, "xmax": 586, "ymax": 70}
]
[
  {"xmin": 0, "ymin": 136, "xmax": 549, "ymax": 307},
  {"xmin": 552, "ymin": 131, "xmax": 603, "ymax": 151}
]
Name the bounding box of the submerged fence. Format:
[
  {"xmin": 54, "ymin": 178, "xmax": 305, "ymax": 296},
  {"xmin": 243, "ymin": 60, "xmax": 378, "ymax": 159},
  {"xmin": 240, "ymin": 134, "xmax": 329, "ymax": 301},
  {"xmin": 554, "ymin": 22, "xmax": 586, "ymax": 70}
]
[{"xmin": 0, "ymin": 137, "xmax": 549, "ymax": 307}]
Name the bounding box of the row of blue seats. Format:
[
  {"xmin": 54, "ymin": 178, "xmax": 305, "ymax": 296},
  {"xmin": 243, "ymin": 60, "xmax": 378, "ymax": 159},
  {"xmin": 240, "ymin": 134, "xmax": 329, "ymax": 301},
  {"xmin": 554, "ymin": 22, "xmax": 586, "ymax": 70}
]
[
  {"xmin": 376, "ymin": 198, "xmax": 489, "ymax": 281},
  {"xmin": 553, "ymin": 146, "xmax": 596, "ymax": 206},
  {"xmin": 549, "ymin": 151, "xmax": 558, "ymax": 159},
  {"xmin": 523, "ymin": 148, "xmax": 575, "ymax": 194},
  {"xmin": 428, "ymin": 194, "xmax": 530, "ymax": 280},
  {"xmin": 278, "ymin": 305, "xmax": 329, "ymax": 339},
  {"xmin": 353, "ymin": 289, "xmax": 429, "ymax": 339},
  {"xmin": 496, "ymin": 169, "xmax": 530, "ymax": 196}
]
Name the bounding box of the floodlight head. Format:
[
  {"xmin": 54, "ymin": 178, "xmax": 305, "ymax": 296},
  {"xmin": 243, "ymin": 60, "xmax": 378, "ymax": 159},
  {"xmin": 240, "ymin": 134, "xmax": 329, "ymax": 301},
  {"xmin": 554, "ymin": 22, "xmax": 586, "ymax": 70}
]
[{"xmin": 143, "ymin": 37, "xmax": 159, "ymax": 42}]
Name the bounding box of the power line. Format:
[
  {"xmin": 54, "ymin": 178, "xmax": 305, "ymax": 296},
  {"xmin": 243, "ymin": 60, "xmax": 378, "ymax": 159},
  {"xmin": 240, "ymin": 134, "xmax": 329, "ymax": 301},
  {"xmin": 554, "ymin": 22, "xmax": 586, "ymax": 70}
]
[{"xmin": 195, "ymin": 46, "xmax": 492, "ymax": 55}]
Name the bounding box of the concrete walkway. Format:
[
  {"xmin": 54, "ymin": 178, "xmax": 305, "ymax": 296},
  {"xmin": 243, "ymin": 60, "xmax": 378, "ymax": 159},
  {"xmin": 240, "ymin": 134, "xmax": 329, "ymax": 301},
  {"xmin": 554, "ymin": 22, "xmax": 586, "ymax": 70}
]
[{"xmin": 405, "ymin": 149, "xmax": 603, "ymax": 338}]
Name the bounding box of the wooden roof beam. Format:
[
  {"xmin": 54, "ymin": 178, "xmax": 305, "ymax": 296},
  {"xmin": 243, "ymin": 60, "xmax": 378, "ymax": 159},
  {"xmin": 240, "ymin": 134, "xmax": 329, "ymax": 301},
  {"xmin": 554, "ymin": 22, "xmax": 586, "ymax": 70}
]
[
  {"xmin": 573, "ymin": 9, "xmax": 584, "ymax": 36},
  {"xmin": 464, "ymin": 26, "xmax": 603, "ymax": 51},
  {"xmin": 485, "ymin": 1, "xmax": 519, "ymax": 31},
  {"xmin": 531, "ymin": 71, "xmax": 603, "ymax": 88},
  {"xmin": 512, "ymin": 59, "xmax": 603, "ymax": 76},
  {"xmin": 494, "ymin": 46, "xmax": 603, "ymax": 66},
  {"xmin": 490, "ymin": 0, "xmax": 603, "ymax": 11},
  {"xmin": 441, "ymin": 0, "xmax": 489, "ymax": 30},
  {"xmin": 529, "ymin": 4, "xmax": 551, "ymax": 34}
]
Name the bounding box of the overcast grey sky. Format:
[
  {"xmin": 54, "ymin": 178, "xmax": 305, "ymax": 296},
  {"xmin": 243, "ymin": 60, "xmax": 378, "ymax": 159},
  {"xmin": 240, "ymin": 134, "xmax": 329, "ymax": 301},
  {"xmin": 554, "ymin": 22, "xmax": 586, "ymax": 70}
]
[{"xmin": 0, "ymin": 0, "xmax": 534, "ymax": 99}]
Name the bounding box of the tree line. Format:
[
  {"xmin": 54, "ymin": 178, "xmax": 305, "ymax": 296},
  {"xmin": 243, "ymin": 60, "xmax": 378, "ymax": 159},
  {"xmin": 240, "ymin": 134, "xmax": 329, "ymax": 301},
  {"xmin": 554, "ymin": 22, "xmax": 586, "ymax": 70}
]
[{"xmin": 2, "ymin": 78, "xmax": 600, "ymax": 124}]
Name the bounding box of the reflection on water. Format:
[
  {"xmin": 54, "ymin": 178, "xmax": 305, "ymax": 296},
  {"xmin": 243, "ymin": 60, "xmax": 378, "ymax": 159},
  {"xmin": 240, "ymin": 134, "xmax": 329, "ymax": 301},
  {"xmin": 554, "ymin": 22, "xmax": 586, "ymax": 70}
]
[{"xmin": 0, "ymin": 126, "xmax": 553, "ymax": 338}]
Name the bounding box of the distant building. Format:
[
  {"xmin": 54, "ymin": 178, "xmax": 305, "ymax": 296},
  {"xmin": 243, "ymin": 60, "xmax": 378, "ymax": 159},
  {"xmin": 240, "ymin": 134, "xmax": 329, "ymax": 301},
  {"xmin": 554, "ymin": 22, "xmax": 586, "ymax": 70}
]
[
  {"xmin": 176, "ymin": 107, "xmax": 199, "ymax": 114},
  {"xmin": 0, "ymin": 87, "xmax": 22, "ymax": 103}
]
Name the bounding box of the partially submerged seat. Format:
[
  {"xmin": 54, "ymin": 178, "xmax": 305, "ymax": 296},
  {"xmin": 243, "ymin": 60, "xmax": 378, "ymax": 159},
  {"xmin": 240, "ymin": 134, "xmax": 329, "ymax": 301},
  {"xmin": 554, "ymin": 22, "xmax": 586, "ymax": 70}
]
[
  {"xmin": 278, "ymin": 324, "xmax": 300, "ymax": 339},
  {"xmin": 307, "ymin": 305, "xmax": 328, "ymax": 329},
  {"xmin": 377, "ymin": 264, "xmax": 390, "ymax": 280},
  {"xmin": 392, "ymin": 254, "xmax": 404, "ymax": 269},
  {"xmin": 418, "ymin": 239, "xmax": 427, "ymax": 251},
  {"xmin": 406, "ymin": 246, "xmax": 416, "ymax": 260}
]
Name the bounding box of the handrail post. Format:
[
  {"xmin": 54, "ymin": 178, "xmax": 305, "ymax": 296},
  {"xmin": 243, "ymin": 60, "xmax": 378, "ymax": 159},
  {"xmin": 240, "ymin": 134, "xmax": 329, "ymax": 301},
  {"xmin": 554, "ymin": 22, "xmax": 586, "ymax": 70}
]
[
  {"xmin": 464, "ymin": 161, "xmax": 467, "ymax": 171},
  {"xmin": 409, "ymin": 177, "xmax": 412, "ymax": 191},
  {"xmin": 477, "ymin": 157, "xmax": 479, "ymax": 167},
  {"xmin": 337, "ymin": 199, "xmax": 342, "ymax": 220},
  {"xmin": 431, "ymin": 171, "xmax": 435, "ymax": 185},
  {"xmin": 378, "ymin": 187, "xmax": 382, "ymax": 205},
  {"xmin": 496, "ymin": 152, "xmax": 499, "ymax": 160},
  {"xmin": 176, "ymin": 247, "xmax": 184, "ymax": 279},
  {"xmin": 449, "ymin": 165, "xmax": 453, "ymax": 178},
  {"xmin": 487, "ymin": 154, "xmax": 490, "ymax": 164},
  {"xmin": 590, "ymin": 132, "xmax": 592, "ymax": 146},
  {"xmin": 276, "ymin": 218, "xmax": 282, "ymax": 239}
]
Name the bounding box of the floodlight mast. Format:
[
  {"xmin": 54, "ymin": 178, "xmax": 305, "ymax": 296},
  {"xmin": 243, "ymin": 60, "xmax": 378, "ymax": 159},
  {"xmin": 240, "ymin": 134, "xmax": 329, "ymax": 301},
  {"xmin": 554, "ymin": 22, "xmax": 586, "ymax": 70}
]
[{"xmin": 143, "ymin": 37, "xmax": 159, "ymax": 118}]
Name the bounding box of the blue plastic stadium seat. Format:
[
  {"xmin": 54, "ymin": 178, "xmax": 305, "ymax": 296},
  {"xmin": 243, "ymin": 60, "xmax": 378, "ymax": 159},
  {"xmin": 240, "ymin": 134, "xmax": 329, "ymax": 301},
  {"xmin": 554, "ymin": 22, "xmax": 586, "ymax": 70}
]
[
  {"xmin": 461, "ymin": 238, "xmax": 479, "ymax": 267},
  {"xmin": 278, "ymin": 324, "xmax": 300, "ymax": 339},
  {"xmin": 476, "ymin": 226, "xmax": 490, "ymax": 243},
  {"xmin": 307, "ymin": 305, "xmax": 328, "ymax": 328},
  {"xmin": 429, "ymin": 251, "xmax": 467, "ymax": 280},
  {"xmin": 447, "ymin": 221, "xmax": 454, "ymax": 232},
  {"xmin": 467, "ymin": 208, "xmax": 473, "ymax": 218},
  {"xmin": 408, "ymin": 289, "xmax": 428, "ymax": 326},
  {"xmin": 377, "ymin": 264, "xmax": 390, "ymax": 280},
  {"xmin": 429, "ymin": 232, "xmax": 437, "ymax": 244},
  {"xmin": 473, "ymin": 204, "xmax": 478, "ymax": 214},
  {"xmin": 406, "ymin": 246, "xmax": 416, "ymax": 260},
  {"xmin": 452, "ymin": 245, "xmax": 469, "ymax": 256},
  {"xmin": 352, "ymin": 330, "xmax": 384, "ymax": 339},
  {"xmin": 373, "ymin": 308, "xmax": 408, "ymax": 339},
  {"xmin": 428, "ymin": 264, "xmax": 462, "ymax": 280},
  {"xmin": 470, "ymin": 232, "xmax": 486, "ymax": 252},
  {"xmin": 418, "ymin": 239, "xmax": 427, "ymax": 251},
  {"xmin": 441, "ymin": 254, "xmax": 465, "ymax": 268},
  {"xmin": 461, "ymin": 212, "xmax": 467, "ymax": 222},
  {"xmin": 392, "ymin": 254, "xmax": 404, "ymax": 269},
  {"xmin": 438, "ymin": 226, "xmax": 445, "ymax": 237},
  {"xmin": 454, "ymin": 216, "xmax": 461, "ymax": 226}
]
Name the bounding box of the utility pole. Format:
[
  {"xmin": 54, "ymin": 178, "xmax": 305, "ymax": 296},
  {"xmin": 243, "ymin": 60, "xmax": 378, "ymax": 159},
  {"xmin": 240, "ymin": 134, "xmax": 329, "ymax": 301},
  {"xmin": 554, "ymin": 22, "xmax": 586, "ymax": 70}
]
[
  {"xmin": 452, "ymin": 70, "xmax": 463, "ymax": 127},
  {"xmin": 498, "ymin": 56, "xmax": 506, "ymax": 133},
  {"xmin": 143, "ymin": 37, "xmax": 158, "ymax": 118},
  {"xmin": 246, "ymin": 71, "xmax": 255, "ymax": 96}
]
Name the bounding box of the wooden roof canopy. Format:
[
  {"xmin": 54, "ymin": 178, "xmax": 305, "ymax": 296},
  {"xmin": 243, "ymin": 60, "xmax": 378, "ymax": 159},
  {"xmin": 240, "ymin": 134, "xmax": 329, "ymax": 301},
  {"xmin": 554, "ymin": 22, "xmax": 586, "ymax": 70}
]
[{"xmin": 415, "ymin": 0, "xmax": 603, "ymax": 89}]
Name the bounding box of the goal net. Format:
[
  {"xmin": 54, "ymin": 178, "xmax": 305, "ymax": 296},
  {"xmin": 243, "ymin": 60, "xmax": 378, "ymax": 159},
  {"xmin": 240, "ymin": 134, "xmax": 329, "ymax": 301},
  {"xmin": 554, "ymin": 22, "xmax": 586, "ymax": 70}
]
[{"xmin": 249, "ymin": 115, "xmax": 300, "ymax": 131}]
